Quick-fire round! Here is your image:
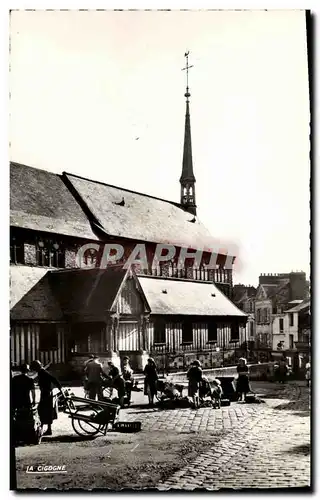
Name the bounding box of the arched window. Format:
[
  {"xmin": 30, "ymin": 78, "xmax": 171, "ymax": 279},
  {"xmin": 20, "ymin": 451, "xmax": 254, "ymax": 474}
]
[{"xmin": 83, "ymin": 247, "xmax": 98, "ymax": 267}]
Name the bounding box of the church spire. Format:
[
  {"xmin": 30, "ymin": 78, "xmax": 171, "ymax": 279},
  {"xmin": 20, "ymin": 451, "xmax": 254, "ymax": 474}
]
[{"xmin": 180, "ymin": 51, "xmax": 196, "ymax": 216}]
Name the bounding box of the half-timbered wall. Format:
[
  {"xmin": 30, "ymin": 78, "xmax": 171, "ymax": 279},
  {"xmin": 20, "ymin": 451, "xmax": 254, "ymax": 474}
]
[
  {"xmin": 10, "ymin": 323, "xmax": 67, "ymax": 366},
  {"xmin": 116, "ymin": 278, "xmax": 144, "ymax": 316},
  {"xmin": 118, "ymin": 321, "xmax": 140, "ymax": 351},
  {"xmin": 147, "ymin": 321, "xmax": 243, "ymax": 353}
]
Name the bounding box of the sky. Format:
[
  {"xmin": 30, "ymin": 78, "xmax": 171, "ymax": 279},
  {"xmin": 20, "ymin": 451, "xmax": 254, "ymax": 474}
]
[{"xmin": 9, "ymin": 9, "xmax": 310, "ymax": 286}]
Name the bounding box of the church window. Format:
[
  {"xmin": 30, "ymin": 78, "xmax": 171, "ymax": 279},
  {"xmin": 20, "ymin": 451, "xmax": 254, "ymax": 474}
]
[
  {"xmin": 83, "ymin": 248, "xmax": 98, "ymax": 267},
  {"xmin": 10, "ymin": 237, "xmax": 24, "ymax": 264},
  {"xmin": 37, "ymin": 240, "xmax": 65, "ymax": 267}
]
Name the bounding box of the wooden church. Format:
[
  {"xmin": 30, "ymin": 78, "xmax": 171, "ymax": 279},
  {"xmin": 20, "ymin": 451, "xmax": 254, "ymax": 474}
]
[{"xmin": 10, "ymin": 55, "xmax": 247, "ymax": 378}]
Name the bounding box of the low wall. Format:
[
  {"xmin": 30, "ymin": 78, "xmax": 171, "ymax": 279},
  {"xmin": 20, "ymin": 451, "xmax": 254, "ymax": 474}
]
[{"xmin": 164, "ymin": 362, "xmax": 275, "ymax": 383}]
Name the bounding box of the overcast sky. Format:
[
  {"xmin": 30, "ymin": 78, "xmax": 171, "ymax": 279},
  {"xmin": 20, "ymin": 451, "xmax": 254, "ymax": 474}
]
[{"xmin": 9, "ymin": 10, "xmax": 310, "ymax": 286}]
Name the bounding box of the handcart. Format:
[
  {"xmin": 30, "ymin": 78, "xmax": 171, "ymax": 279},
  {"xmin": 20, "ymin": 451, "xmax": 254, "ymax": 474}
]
[{"xmin": 61, "ymin": 392, "xmax": 120, "ymax": 438}]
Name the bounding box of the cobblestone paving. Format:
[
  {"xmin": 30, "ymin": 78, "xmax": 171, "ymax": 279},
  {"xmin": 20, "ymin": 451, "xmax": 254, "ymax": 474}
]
[{"xmin": 158, "ymin": 384, "xmax": 310, "ymax": 490}]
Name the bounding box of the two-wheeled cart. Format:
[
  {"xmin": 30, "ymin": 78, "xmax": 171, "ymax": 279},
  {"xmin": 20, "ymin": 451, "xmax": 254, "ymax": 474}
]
[{"xmin": 61, "ymin": 393, "xmax": 120, "ymax": 438}]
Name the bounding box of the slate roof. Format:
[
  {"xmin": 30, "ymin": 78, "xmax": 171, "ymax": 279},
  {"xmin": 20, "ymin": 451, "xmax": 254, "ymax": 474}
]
[
  {"xmin": 10, "ymin": 265, "xmax": 150, "ymax": 323},
  {"xmin": 10, "ymin": 266, "xmax": 64, "ymax": 321},
  {"xmin": 138, "ymin": 276, "xmax": 247, "ymax": 318},
  {"xmin": 64, "ymin": 172, "xmax": 233, "ymax": 255},
  {"xmin": 256, "ymin": 282, "xmax": 289, "ymax": 300},
  {"xmin": 286, "ymin": 300, "xmax": 310, "ymax": 313},
  {"xmin": 49, "ymin": 267, "xmax": 130, "ymax": 321},
  {"xmin": 10, "ymin": 162, "xmax": 98, "ymax": 240},
  {"xmin": 233, "ymin": 284, "xmax": 256, "ymax": 303}
]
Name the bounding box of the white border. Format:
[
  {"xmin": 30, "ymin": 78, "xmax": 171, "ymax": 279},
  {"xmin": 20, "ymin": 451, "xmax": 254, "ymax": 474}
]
[{"xmin": 2, "ymin": 2, "xmax": 316, "ymax": 499}]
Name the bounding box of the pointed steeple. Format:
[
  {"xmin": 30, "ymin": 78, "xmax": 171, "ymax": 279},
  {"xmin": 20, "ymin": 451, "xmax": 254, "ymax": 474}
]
[{"xmin": 180, "ymin": 51, "xmax": 196, "ymax": 216}]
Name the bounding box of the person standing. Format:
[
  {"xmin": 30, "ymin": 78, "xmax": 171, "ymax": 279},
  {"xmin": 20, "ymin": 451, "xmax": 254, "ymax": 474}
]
[
  {"xmin": 11, "ymin": 363, "xmax": 36, "ymax": 411},
  {"xmin": 187, "ymin": 360, "xmax": 203, "ymax": 409},
  {"xmin": 85, "ymin": 355, "xmax": 104, "ymax": 401},
  {"xmin": 143, "ymin": 358, "xmax": 158, "ymax": 406},
  {"xmin": 30, "ymin": 360, "xmax": 62, "ymax": 436},
  {"xmin": 277, "ymin": 355, "xmax": 288, "ymax": 384},
  {"xmin": 305, "ymin": 360, "xmax": 311, "ymax": 388},
  {"xmin": 107, "ymin": 361, "xmax": 126, "ymax": 407},
  {"xmin": 236, "ymin": 358, "xmax": 250, "ymax": 401},
  {"xmin": 122, "ymin": 357, "xmax": 134, "ymax": 404}
]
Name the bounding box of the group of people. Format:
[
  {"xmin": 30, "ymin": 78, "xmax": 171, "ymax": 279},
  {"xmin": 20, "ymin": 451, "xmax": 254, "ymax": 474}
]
[
  {"xmin": 84, "ymin": 355, "xmax": 134, "ymax": 408},
  {"xmin": 186, "ymin": 357, "xmax": 251, "ymax": 408},
  {"xmin": 11, "ymin": 360, "xmax": 62, "ymax": 436}
]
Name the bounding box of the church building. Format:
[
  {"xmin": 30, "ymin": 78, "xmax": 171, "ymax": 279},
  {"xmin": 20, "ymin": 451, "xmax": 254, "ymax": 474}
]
[{"xmin": 10, "ymin": 55, "xmax": 247, "ymax": 378}]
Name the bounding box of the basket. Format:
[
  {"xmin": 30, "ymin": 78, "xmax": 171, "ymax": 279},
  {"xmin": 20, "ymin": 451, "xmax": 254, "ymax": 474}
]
[
  {"xmin": 113, "ymin": 421, "xmax": 141, "ymax": 433},
  {"xmin": 220, "ymin": 399, "xmax": 231, "ymax": 407}
]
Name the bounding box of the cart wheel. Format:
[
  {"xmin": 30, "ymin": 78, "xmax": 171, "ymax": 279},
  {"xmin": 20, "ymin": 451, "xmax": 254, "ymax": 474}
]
[{"xmin": 71, "ymin": 408, "xmax": 103, "ymax": 437}]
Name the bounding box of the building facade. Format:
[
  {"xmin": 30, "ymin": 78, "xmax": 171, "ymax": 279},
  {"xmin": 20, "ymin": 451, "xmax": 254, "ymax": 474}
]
[{"xmin": 10, "ymin": 62, "xmax": 247, "ymax": 377}]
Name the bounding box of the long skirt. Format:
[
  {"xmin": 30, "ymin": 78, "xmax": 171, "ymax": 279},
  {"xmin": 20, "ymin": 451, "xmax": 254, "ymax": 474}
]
[
  {"xmin": 144, "ymin": 378, "xmax": 157, "ymax": 398},
  {"xmin": 188, "ymin": 380, "xmax": 200, "ymax": 398},
  {"xmin": 236, "ymin": 374, "xmax": 250, "ymax": 394},
  {"xmin": 38, "ymin": 392, "xmax": 57, "ymax": 425}
]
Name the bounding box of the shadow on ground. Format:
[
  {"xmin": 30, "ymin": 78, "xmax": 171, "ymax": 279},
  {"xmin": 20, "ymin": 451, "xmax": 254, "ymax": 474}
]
[{"xmin": 286, "ymin": 443, "xmax": 310, "ymax": 455}]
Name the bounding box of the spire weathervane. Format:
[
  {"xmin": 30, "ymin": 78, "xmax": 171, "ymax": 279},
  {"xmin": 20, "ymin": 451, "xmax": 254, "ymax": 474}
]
[{"xmin": 182, "ymin": 51, "xmax": 194, "ymax": 100}]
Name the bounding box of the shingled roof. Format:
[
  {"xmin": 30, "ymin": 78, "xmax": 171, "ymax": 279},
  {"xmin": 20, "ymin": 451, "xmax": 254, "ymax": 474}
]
[
  {"xmin": 10, "ymin": 266, "xmax": 150, "ymax": 322},
  {"xmin": 49, "ymin": 267, "xmax": 131, "ymax": 321},
  {"xmin": 10, "ymin": 266, "xmax": 64, "ymax": 321},
  {"xmin": 10, "ymin": 162, "xmax": 98, "ymax": 240},
  {"xmin": 63, "ymin": 172, "xmax": 233, "ymax": 255},
  {"xmin": 138, "ymin": 276, "xmax": 247, "ymax": 318}
]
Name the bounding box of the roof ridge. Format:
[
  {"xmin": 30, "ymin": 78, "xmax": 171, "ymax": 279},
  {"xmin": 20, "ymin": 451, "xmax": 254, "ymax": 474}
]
[
  {"xmin": 137, "ymin": 275, "xmax": 223, "ymax": 285},
  {"xmin": 63, "ymin": 171, "xmax": 186, "ymax": 210}
]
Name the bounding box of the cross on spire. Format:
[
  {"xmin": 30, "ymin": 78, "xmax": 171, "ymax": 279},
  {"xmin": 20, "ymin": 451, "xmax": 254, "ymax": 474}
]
[{"xmin": 182, "ymin": 51, "xmax": 194, "ymax": 100}]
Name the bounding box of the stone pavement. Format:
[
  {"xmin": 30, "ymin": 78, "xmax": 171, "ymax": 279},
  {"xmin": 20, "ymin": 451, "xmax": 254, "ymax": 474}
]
[
  {"xmin": 158, "ymin": 384, "xmax": 310, "ymax": 490},
  {"xmin": 44, "ymin": 382, "xmax": 310, "ymax": 490}
]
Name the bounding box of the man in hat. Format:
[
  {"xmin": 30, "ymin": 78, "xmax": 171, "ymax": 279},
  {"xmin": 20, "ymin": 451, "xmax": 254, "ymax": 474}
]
[{"xmin": 84, "ymin": 355, "xmax": 104, "ymax": 401}]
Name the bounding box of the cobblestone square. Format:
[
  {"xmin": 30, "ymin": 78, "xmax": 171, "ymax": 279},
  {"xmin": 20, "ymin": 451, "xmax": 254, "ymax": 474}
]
[{"xmin": 14, "ymin": 381, "xmax": 311, "ymax": 490}]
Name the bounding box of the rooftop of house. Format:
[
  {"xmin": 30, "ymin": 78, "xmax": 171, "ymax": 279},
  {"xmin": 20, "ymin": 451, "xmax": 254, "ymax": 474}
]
[
  {"xmin": 10, "ymin": 162, "xmax": 99, "ymax": 241},
  {"xmin": 137, "ymin": 275, "xmax": 247, "ymax": 318},
  {"xmin": 10, "ymin": 162, "xmax": 235, "ymax": 257},
  {"xmin": 286, "ymin": 300, "xmax": 310, "ymax": 313},
  {"xmin": 10, "ymin": 266, "xmax": 245, "ymax": 322},
  {"xmin": 63, "ymin": 171, "xmax": 232, "ymax": 254}
]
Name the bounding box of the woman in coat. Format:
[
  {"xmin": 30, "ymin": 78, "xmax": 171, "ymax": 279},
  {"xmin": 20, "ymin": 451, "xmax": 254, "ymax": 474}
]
[
  {"xmin": 236, "ymin": 358, "xmax": 250, "ymax": 401},
  {"xmin": 30, "ymin": 360, "xmax": 62, "ymax": 436},
  {"xmin": 143, "ymin": 358, "xmax": 158, "ymax": 406},
  {"xmin": 187, "ymin": 360, "xmax": 203, "ymax": 409}
]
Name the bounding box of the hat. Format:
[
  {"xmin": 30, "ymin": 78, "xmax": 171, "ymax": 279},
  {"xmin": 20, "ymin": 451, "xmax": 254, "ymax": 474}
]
[
  {"xmin": 193, "ymin": 360, "xmax": 201, "ymax": 367},
  {"xmin": 30, "ymin": 360, "xmax": 42, "ymax": 371}
]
